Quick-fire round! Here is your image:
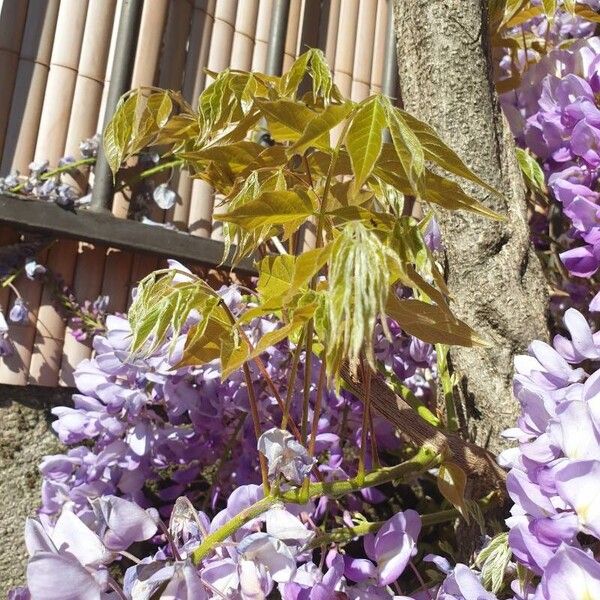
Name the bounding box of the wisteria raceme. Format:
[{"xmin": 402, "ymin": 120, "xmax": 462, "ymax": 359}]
[
  {"xmin": 499, "ymin": 305, "xmax": 600, "ymax": 594},
  {"xmin": 500, "ymin": 35, "xmax": 600, "ymax": 306},
  {"xmin": 40, "ymin": 262, "xmax": 434, "ymax": 527}
]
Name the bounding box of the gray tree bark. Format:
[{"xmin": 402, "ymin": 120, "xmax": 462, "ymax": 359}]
[{"xmin": 393, "ymin": 0, "xmax": 549, "ymax": 452}]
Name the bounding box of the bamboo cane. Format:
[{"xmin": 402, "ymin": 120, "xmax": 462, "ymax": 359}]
[
  {"xmin": 131, "ymin": 0, "xmax": 168, "ymax": 87},
  {"xmin": 350, "ymin": 0, "xmax": 377, "ymax": 101},
  {"xmin": 172, "ymin": 0, "xmax": 216, "ymax": 231},
  {"xmin": 24, "ymin": 241, "xmax": 78, "ymax": 385},
  {"xmin": 140, "ymin": 0, "xmax": 193, "ymax": 225},
  {"xmin": 53, "ymin": 0, "xmax": 118, "ymax": 384},
  {"xmin": 33, "ymin": 0, "xmax": 89, "ymax": 165},
  {"xmin": 251, "ymin": 0, "xmax": 273, "ymax": 71},
  {"xmin": 111, "ymin": 0, "xmax": 169, "ymax": 219},
  {"xmin": 370, "ymin": 0, "xmax": 389, "ymax": 95},
  {"xmin": 0, "ymin": 250, "xmax": 47, "ymax": 385},
  {"xmin": 97, "ymin": 0, "xmax": 123, "ymax": 134},
  {"xmin": 323, "ymin": 0, "xmax": 340, "ymax": 67},
  {"xmin": 65, "ymin": 0, "xmax": 117, "ymax": 166},
  {"xmin": 14, "ymin": 0, "xmax": 88, "ymax": 385},
  {"xmin": 230, "ymin": 0, "xmax": 258, "ymax": 70},
  {"xmin": 59, "ymin": 243, "xmax": 106, "ymax": 386},
  {"xmin": 282, "ymin": 0, "xmax": 301, "ymax": 72},
  {"xmin": 297, "ymin": 0, "xmax": 321, "ymax": 56},
  {"xmin": 332, "ymin": 0, "xmax": 359, "ymax": 98},
  {"xmin": 0, "ymin": 1, "xmax": 29, "ymax": 158},
  {"xmin": 188, "ymin": 0, "xmax": 238, "ymax": 240},
  {"xmin": 100, "ymin": 248, "xmax": 133, "ymax": 316},
  {"xmin": 1, "ymin": 0, "xmax": 60, "ymax": 174}
]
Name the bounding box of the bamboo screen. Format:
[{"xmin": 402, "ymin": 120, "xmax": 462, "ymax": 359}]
[{"xmin": 0, "ymin": 0, "xmax": 398, "ymax": 387}]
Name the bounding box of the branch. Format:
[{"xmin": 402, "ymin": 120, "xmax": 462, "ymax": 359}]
[{"xmin": 340, "ymin": 363, "xmax": 507, "ymax": 496}]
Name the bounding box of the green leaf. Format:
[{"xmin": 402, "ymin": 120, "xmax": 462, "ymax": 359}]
[
  {"xmin": 422, "ymin": 170, "xmax": 504, "ymax": 221},
  {"xmin": 476, "ymin": 533, "xmax": 511, "ymax": 594},
  {"xmin": 307, "ymin": 48, "xmax": 334, "ymax": 102},
  {"xmin": 181, "ymin": 141, "xmax": 265, "ymax": 176},
  {"xmin": 287, "ymin": 245, "xmax": 332, "ymax": 297},
  {"xmin": 346, "ymin": 97, "xmax": 386, "ymax": 194},
  {"xmin": 562, "ymin": 0, "xmax": 575, "ymax": 13},
  {"xmin": 179, "ymin": 315, "xmax": 228, "ymax": 367},
  {"xmin": 325, "ymin": 222, "xmax": 398, "ymax": 379},
  {"xmin": 256, "ymin": 99, "xmax": 317, "ymax": 142},
  {"xmin": 503, "ymin": 5, "xmax": 544, "ymax": 27},
  {"xmin": 103, "ymin": 92, "xmax": 141, "ymax": 176},
  {"xmin": 397, "ymin": 109, "xmax": 503, "ymax": 198},
  {"xmin": 515, "ymin": 148, "xmax": 546, "ymax": 193},
  {"xmin": 220, "ymin": 328, "xmax": 250, "ymax": 379},
  {"xmin": 257, "ymin": 254, "xmax": 296, "ymax": 304},
  {"xmin": 220, "ymin": 301, "xmax": 317, "ymax": 378},
  {"xmin": 292, "ymin": 102, "xmax": 354, "ymax": 154},
  {"xmin": 437, "ymin": 461, "xmax": 469, "ymax": 522},
  {"xmin": 128, "ymin": 269, "xmax": 221, "ymax": 357},
  {"xmin": 280, "ymin": 51, "xmax": 310, "ymax": 97},
  {"xmin": 215, "ymin": 190, "xmax": 315, "ymax": 232},
  {"xmin": 541, "ymin": 0, "xmax": 556, "ymax": 16},
  {"xmin": 386, "ymin": 294, "xmax": 489, "ymax": 347},
  {"xmin": 574, "ymin": 4, "xmax": 600, "ymax": 22},
  {"xmin": 385, "ymin": 104, "xmax": 425, "ymax": 194}
]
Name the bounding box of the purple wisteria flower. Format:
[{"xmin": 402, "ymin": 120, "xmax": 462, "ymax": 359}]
[
  {"xmin": 501, "ymin": 304, "xmax": 600, "ymax": 596},
  {"xmin": 9, "ymin": 298, "xmax": 28, "ymax": 323}
]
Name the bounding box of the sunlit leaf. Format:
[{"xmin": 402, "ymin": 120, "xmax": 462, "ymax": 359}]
[
  {"xmin": 346, "ymin": 97, "xmax": 386, "ymax": 195},
  {"xmin": 324, "ymin": 222, "xmax": 399, "ymax": 379},
  {"xmin": 541, "ymin": 0, "xmax": 556, "ymax": 16},
  {"xmin": 385, "ymin": 104, "xmax": 425, "ymax": 194},
  {"xmin": 257, "ymin": 255, "xmax": 296, "ymax": 303},
  {"xmin": 280, "ymin": 51, "xmax": 310, "ymax": 97},
  {"xmin": 504, "ymin": 5, "xmax": 544, "ymax": 27},
  {"xmin": 215, "ymin": 190, "xmax": 315, "ymax": 232},
  {"xmin": 422, "ymin": 170, "xmax": 504, "ymax": 221},
  {"xmin": 128, "ymin": 269, "xmax": 221, "ymax": 357},
  {"xmin": 398, "ymin": 109, "xmax": 503, "ymax": 198},
  {"xmin": 515, "ymin": 148, "xmax": 546, "ymax": 193},
  {"xmin": 437, "ymin": 462, "xmax": 469, "ymax": 522},
  {"xmin": 574, "ymin": 4, "xmax": 600, "ymax": 22},
  {"xmin": 386, "ymin": 294, "xmax": 489, "ymax": 347},
  {"xmin": 293, "ymin": 102, "xmax": 354, "ymax": 154},
  {"xmin": 476, "ymin": 533, "xmax": 512, "ymax": 594},
  {"xmin": 256, "ymin": 99, "xmax": 317, "ymax": 142}
]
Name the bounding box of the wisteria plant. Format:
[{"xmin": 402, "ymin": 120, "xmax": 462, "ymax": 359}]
[
  {"xmin": 11, "ymin": 49, "xmax": 518, "ymax": 600},
  {"xmin": 15, "ymin": 8, "xmax": 600, "ymax": 596}
]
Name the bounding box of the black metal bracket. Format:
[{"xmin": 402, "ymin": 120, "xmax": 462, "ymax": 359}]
[{"xmin": 0, "ymin": 195, "xmax": 257, "ymax": 275}]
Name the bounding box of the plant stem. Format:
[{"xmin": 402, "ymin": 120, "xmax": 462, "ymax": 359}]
[
  {"xmin": 358, "ymin": 361, "xmax": 372, "ymax": 481},
  {"xmin": 301, "ymin": 320, "xmax": 314, "ymax": 445},
  {"xmin": 281, "ymin": 329, "xmax": 305, "ymax": 429},
  {"xmin": 191, "ymin": 495, "xmax": 277, "ymax": 563},
  {"xmin": 191, "ymin": 447, "xmax": 439, "ymax": 564},
  {"xmin": 308, "ymin": 493, "xmax": 496, "ymax": 549},
  {"xmin": 243, "ymin": 362, "xmax": 270, "ymax": 495},
  {"xmin": 308, "ymin": 357, "xmax": 327, "ymax": 457},
  {"xmin": 10, "ymin": 158, "xmax": 96, "ymax": 193},
  {"xmin": 436, "ymin": 344, "xmax": 459, "ymax": 432}
]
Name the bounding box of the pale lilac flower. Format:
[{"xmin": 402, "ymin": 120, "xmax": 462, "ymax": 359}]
[
  {"xmin": 24, "ymin": 260, "xmax": 46, "ymax": 280},
  {"xmin": 533, "ymin": 544, "xmax": 600, "ymax": 599},
  {"xmin": 9, "ymin": 298, "xmax": 28, "ymax": 323},
  {"xmin": 91, "ymin": 495, "xmax": 158, "ymax": 550},
  {"xmin": 153, "ymin": 183, "xmax": 178, "ymax": 210},
  {"xmin": 258, "ymin": 428, "xmax": 314, "ymax": 485}
]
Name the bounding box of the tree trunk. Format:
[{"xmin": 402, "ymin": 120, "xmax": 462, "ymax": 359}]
[{"xmin": 393, "ymin": 0, "xmax": 548, "ymax": 452}]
